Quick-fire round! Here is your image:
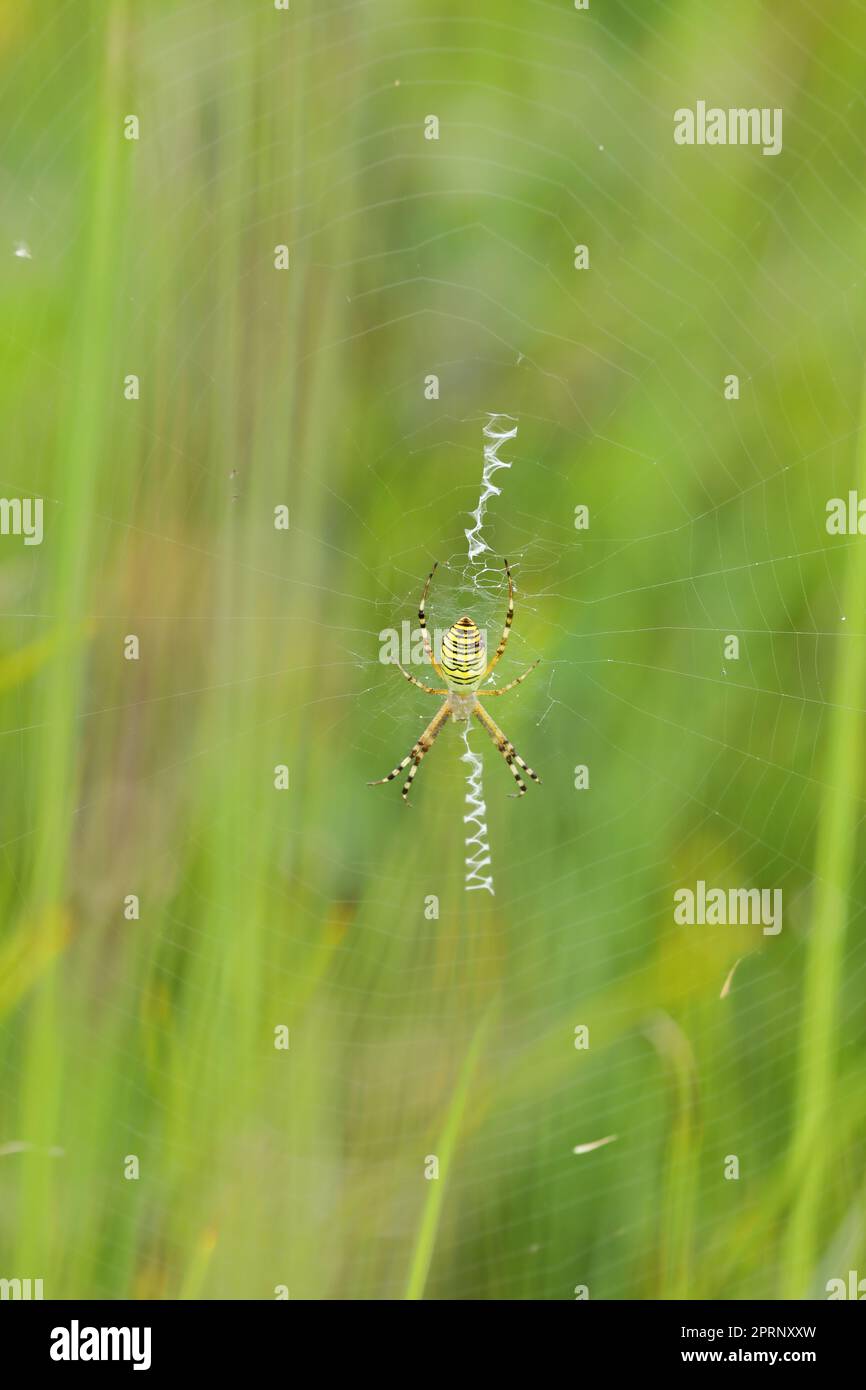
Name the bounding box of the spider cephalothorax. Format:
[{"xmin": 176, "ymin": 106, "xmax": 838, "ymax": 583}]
[{"xmin": 369, "ymin": 559, "xmax": 541, "ymax": 803}]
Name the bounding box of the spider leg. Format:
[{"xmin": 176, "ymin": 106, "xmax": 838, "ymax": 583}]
[
  {"xmin": 473, "ymin": 699, "xmax": 541, "ymax": 797},
  {"xmin": 394, "ymin": 662, "xmax": 447, "ymax": 695},
  {"xmin": 482, "ymin": 557, "xmax": 516, "ymax": 678},
  {"xmin": 368, "ymin": 701, "xmax": 451, "ymax": 803},
  {"xmin": 418, "ymin": 562, "xmax": 445, "ymax": 678},
  {"xmin": 484, "ymin": 658, "xmax": 541, "ymax": 696}
]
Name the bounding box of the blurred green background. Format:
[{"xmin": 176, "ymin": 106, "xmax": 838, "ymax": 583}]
[{"xmin": 1, "ymin": 0, "xmax": 866, "ymax": 1300}]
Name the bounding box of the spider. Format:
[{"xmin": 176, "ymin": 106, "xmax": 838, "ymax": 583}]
[{"xmin": 369, "ymin": 558, "xmax": 542, "ymax": 803}]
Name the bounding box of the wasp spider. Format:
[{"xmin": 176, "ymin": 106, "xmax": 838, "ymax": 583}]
[{"xmin": 369, "ymin": 558, "xmax": 541, "ymax": 803}]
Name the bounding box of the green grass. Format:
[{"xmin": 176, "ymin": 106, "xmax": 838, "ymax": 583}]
[{"xmin": 780, "ymin": 367, "xmax": 866, "ymax": 1298}]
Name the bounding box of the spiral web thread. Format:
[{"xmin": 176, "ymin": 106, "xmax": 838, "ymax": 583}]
[{"xmin": 461, "ymin": 414, "xmax": 517, "ymax": 895}]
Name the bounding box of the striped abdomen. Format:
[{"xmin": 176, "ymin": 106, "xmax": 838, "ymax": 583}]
[{"xmin": 441, "ymin": 616, "xmax": 485, "ymax": 688}]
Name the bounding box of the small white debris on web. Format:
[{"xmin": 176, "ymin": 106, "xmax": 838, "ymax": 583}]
[
  {"xmin": 720, "ymin": 955, "xmax": 749, "ymax": 999},
  {"xmin": 572, "ymin": 1135, "xmax": 618, "ymax": 1155},
  {"xmin": 13, "ymin": 241, "xmax": 32, "ymax": 259}
]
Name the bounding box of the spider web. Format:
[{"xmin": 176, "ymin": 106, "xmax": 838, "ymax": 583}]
[{"xmin": 460, "ymin": 412, "xmax": 519, "ymax": 896}]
